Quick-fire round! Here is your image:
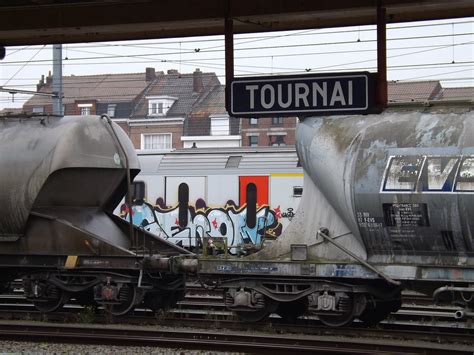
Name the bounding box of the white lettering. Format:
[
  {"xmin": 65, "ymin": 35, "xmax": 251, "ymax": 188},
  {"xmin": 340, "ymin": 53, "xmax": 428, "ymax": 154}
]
[
  {"xmin": 312, "ymin": 82, "xmax": 327, "ymax": 106},
  {"xmin": 382, "ymin": 155, "xmax": 474, "ymax": 193},
  {"xmin": 277, "ymin": 84, "xmax": 292, "ymax": 108},
  {"xmin": 261, "ymin": 84, "xmax": 275, "ymax": 109},
  {"xmin": 330, "ymin": 81, "xmax": 346, "ymax": 106},
  {"xmin": 456, "ymin": 158, "xmax": 474, "ymax": 191},
  {"xmin": 245, "ymin": 85, "xmax": 259, "ymax": 109},
  {"xmin": 348, "ymin": 80, "xmax": 353, "ymax": 105},
  {"xmin": 295, "ymin": 83, "xmax": 309, "ymax": 108},
  {"xmin": 384, "ymin": 157, "xmax": 423, "ymax": 191},
  {"xmin": 427, "ymin": 158, "xmax": 458, "ymax": 190}
]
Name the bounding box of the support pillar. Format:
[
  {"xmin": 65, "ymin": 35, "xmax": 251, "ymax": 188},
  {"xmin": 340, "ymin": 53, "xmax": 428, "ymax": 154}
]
[
  {"xmin": 225, "ymin": 17, "xmax": 234, "ymax": 112},
  {"xmin": 52, "ymin": 44, "xmax": 63, "ymax": 115},
  {"xmin": 376, "ymin": 2, "xmax": 387, "ymax": 108}
]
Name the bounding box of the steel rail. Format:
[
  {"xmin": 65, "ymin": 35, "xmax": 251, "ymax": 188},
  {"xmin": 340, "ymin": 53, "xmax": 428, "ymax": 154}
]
[{"xmin": 0, "ymin": 321, "xmax": 471, "ymax": 354}]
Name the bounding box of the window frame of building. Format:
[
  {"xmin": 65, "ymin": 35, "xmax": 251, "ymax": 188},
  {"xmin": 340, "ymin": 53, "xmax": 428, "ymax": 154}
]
[
  {"xmin": 147, "ymin": 96, "xmax": 177, "ymax": 117},
  {"xmin": 249, "ymin": 135, "xmax": 259, "ymax": 147},
  {"xmin": 80, "ymin": 107, "xmax": 91, "ymax": 116},
  {"xmin": 272, "ymin": 117, "xmax": 284, "ymax": 125},
  {"xmin": 249, "ymin": 117, "xmax": 258, "ymax": 125},
  {"xmin": 107, "ymin": 104, "xmax": 116, "ymax": 117},
  {"xmin": 141, "ymin": 133, "xmax": 172, "ymax": 150},
  {"xmin": 269, "ymin": 135, "xmax": 286, "ymax": 146},
  {"xmin": 32, "ymin": 106, "xmax": 44, "ymax": 113},
  {"xmin": 78, "ymin": 103, "xmax": 93, "ymax": 116}
]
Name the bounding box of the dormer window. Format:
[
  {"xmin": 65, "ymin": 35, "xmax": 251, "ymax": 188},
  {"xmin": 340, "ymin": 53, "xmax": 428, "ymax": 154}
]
[{"xmin": 147, "ymin": 96, "xmax": 177, "ymax": 117}]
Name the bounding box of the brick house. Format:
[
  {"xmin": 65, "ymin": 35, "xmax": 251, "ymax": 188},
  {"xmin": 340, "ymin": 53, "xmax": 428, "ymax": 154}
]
[
  {"xmin": 23, "ymin": 70, "xmax": 155, "ymax": 118},
  {"xmin": 22, "ymin": 73, "xmax": 473, "ymax": 150},
  {"xmin": 184, "ymin": 85, "xmax": 241, "ymax": 148},
  {"xmin": 127, "ymin": 68, "xmax": 221, "ymax": 150}
]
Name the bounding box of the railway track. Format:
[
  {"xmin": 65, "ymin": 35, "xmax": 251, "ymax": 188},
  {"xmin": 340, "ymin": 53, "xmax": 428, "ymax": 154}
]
[
  {"xmin": 0, "ymin": 320, "xmax": 472, "ymax": 354},
  {"xmin": 0, "ymin": 283, "xmax": 472, "ymax": 353}
]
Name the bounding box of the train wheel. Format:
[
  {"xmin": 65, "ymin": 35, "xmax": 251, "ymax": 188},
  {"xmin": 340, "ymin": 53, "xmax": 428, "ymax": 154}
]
[
  {"xmin": 317, "ymin": 294, "xmax": 355, "ymax": 327},
  {"xmin": 105, "ymin": 284, "xmax": 138, "ymax": 316},
  {"xmin": 32, "ymin": 285, "xmax": 70, "ymax": 313},
  {"xmin": 235, "ymin": 298, "xmax": 277, "ymax": 322},
  {"xmin": 359, "ymin": 298, "xmax": 401, "ymax": 326},
  {"xmin": 276, "ymin": 298, "xmax": 308, "ymax": 322}
]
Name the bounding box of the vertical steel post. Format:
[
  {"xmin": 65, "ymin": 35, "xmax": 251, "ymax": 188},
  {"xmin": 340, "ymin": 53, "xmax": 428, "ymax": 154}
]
[
  {"xmin": 225, "ymin": 16, "xmax": 234, "ymax": 112},
  {"xmin": 52, "ymin": 44, "xmax": 63, "ymax": 115},
  {"xmin": 376, "ymin": 2, "xmax": 388, "ymax": 108}
]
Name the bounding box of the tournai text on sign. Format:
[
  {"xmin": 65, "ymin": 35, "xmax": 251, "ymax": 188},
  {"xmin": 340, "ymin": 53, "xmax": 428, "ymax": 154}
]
[{"xmin": 229, "ymin": 72, "xmax": 376, "ymax": 117}]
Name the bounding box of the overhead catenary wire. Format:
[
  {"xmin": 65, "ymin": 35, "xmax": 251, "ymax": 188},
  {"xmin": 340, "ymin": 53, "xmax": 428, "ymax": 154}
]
[
  {"xmin": 1, "ymin": 19, "xmax": 472, "ymax": 109},
  {"xmin": 2, "ymin": 45, "xmax": 45, "ymax": 86},
  {"xmin": 5, "ymin": 19, "xmax": 472, "ymax": 51}
]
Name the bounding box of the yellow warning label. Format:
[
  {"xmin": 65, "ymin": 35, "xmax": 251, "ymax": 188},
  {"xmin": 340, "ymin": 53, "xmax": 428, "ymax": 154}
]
[{"xmin": 65, "ymin": 255, "xmax": 78, "ymax": 269}]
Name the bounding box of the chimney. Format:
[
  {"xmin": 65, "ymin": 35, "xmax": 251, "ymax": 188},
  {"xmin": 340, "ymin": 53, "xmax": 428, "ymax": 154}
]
[
  {"xmin": 36, "ymin": 74, "xmax": 45, "ymax": 91},
  {"xmin": 145, "ymin": 67, "xmax": 156, "ymax": 81},
  {"xmin": 167, "ymin": 69, "xmax": 179, "ymax": 75},
  {"xmin": 193, "ymin": 68, "xmax": 203, "ymax": 93},
  {"xmin": 46, "ymin": 71, "xmax": 52, "ymax": 84}
]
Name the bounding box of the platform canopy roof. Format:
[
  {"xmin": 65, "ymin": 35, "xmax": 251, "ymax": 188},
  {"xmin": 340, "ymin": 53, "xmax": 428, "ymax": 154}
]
[{"xmin": 0, "ymin": 0, "xmax": 473, "ymax": 46}]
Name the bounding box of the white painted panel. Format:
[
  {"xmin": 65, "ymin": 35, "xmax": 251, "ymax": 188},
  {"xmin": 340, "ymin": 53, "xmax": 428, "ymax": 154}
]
[
  {"xmin": 137, "ymin": 175, "xmax": 165, "ymax": 205},
  {"xmin": 207, "ymin": 175, "xmax": 239, "ymax": 206},
  {"xmin": 165, "ymin": 176, "xmax": 206, "ymax": 207},
  {"xmin": 270, "ymin": 175, "xmax": 304, "ymax": 230}
]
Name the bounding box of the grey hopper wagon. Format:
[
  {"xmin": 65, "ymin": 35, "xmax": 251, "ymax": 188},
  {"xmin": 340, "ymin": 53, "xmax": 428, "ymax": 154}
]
[
  {"xmin": 196, "ymin": 100, "xmax": 474, "ymax": 326},
  {"xmin": 0, "ymin": 114, "xmax": 192, "ymax": 315}
]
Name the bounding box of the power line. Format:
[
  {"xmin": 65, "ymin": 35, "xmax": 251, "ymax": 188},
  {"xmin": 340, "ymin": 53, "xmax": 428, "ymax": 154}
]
[
  {"xmin": 6, "ymin": 19, "xmax": 472, "ymax": 50},
  {"xmin": 2, "ymin": 32, "xmax": 472, "ymax": 66},
  {"xmin": 3, "ymin": 45, "xmax": 45, "ymax": 86}
]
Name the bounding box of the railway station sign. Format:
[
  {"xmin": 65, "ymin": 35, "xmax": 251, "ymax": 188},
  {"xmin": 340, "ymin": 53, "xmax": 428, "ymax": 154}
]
[{"xmin": 229, "ymin": 72, "xmax": 377, "ymax": 117}]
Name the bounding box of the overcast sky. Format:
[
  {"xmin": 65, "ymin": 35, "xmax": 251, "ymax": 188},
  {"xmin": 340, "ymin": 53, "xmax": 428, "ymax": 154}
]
[{"xmin": 0, "ymin": 17, "xmax": 472, "ymax": 110}]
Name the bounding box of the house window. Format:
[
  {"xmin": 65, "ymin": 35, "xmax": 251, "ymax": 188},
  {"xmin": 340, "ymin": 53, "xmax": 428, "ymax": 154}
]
[
  {"xmin": 150, "ymin": 102, "xmax": 163, "ymax": 115},
  {"xmin": 249, "ymin": 136, "xmax": 258, "ymax": 147},
  {"xmin": 272, "ymin": 117, "xmax": 283, "ymax": 125},
  {"xmin": 270, "ymin": 135, "xmax": 286, "ymax": 146},
  {"xmin": 249, "ymin": 117, "xmax": 258, "ymax": 125},
  {"xmin": 80, "ymin": 107, "xmax": 91, "ymax": 116},
  {"xmin": 32, "ymin": 106, "xmax": 44, "ymax": 113},
  {"xmin": 107, "ymin": 104, "xmax": 116, "ymax": 117},
  {"xmin": 141, "ymin": 133, "xmax": 172, "ymax": 150},
  {"xmin": 147, "ymin": 96, "xmax": 176, "ymax": 117}
]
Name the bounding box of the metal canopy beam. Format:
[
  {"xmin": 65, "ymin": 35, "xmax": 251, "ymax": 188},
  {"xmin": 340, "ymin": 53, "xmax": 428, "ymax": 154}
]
[{"xmin": 0, "ymin": 0, "xmax": 473, "ymax": 45}]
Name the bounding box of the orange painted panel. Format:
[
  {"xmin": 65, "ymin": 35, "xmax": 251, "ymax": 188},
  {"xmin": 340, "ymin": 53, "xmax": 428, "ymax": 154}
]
[{"xmin": 239, "ymin": 176, "xmax": 269, "ymax": 207}]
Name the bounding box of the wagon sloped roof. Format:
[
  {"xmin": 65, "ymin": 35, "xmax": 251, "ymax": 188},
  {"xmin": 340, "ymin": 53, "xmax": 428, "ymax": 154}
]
[{"xmin": 138, "ymin": 147, "xmax": 301, "ymax": 175}]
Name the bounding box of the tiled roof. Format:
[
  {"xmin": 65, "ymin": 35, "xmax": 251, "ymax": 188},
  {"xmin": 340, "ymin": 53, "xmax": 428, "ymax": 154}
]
[
  {"xmin": 186, "ymin": 85, "xmax": 240, "ymax": 136},
  {"xmin": 24, "ymin": 72, "xmax": 151, "ymax": 106},
  {"xmin": 190, "ymin": 85, "xmax": 227, "ymax": 117},
  {"xmin": 388, "ymin": 81, "xmax": 442, "ymax": 102},
  {"xmin": 438, "ymin": 87, "xmax": 474, "ymax": 100},
  {"xmin": 0, "ymin": 107, "xmax": 23, "ymax": 115},
  {"xmin": 131, "ymin": 71, "xmax": 220, "ymax": 118}
]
